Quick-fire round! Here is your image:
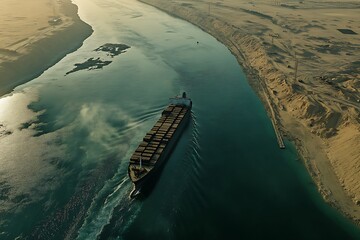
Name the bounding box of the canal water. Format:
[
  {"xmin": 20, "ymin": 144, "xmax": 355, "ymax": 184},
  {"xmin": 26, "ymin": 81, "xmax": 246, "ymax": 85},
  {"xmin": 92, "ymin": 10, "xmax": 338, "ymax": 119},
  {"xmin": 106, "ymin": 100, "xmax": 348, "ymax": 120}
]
[{"xmin": 0, "ymin": 0, "xmax": 359, "ymax": 239}]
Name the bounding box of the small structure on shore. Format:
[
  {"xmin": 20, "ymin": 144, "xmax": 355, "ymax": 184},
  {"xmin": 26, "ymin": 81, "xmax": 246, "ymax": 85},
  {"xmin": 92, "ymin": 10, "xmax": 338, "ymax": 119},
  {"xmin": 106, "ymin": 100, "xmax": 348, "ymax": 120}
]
[{"xmin": 48, "ymin": 17, "xmax": 62, "ymax": 25}]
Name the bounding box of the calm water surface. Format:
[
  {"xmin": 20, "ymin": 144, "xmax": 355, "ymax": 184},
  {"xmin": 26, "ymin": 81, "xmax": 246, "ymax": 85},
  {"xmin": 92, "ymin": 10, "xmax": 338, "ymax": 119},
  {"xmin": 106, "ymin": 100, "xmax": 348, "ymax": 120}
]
[{"xmin": 0, "ymin": 0, "xmax": 359, "ymax": 239}]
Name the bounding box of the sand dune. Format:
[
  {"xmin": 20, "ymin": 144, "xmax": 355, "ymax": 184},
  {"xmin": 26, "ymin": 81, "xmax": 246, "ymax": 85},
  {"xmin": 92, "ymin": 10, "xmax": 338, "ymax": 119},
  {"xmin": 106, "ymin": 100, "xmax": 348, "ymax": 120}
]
[
  {"xmin": 139, "ymin": 0, "xmax": 360, "ymax": 224},
  {"xmin": 0, "ymin": 0, "xmax": 93, "ymax": 96}
]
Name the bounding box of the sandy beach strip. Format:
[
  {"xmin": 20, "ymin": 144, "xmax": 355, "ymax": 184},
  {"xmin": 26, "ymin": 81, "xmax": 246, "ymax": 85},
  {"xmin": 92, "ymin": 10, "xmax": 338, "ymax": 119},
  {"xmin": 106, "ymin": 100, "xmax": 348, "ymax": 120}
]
[
  {"xmin": 138, "ymin": 0, "xmax": 360, "ymax": 225},
  {"xmin": 0, "ymin": 0, "xmax": 93, "ymax": 97}
]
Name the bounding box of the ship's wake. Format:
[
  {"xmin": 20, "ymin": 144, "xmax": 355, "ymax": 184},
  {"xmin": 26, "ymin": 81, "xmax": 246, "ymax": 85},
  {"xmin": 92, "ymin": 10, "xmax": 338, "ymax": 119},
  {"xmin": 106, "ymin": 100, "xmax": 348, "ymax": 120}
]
[{"xmin": 77, "ymin": 109, "xmax": 202, "ymax": 239}]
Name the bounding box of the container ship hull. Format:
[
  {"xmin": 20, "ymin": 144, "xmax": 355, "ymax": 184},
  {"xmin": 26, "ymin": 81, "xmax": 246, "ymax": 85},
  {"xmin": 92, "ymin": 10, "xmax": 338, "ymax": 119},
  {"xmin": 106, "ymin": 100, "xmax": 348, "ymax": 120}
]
[{"xmin": 128, "ymin": 93, "xmax": 192, "ymax": 197}]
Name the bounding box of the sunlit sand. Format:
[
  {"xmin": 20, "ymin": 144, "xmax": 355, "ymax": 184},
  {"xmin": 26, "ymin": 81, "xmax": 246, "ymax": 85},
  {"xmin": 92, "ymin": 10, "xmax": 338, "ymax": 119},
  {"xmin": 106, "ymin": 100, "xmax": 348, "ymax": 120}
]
[
  {"xmin": 139, "ymin": 0, "xmax": 360, "ymax": 225},
  {"xmin": 0, "ymin": 0, "xmax": 92, "ymax": 96}
]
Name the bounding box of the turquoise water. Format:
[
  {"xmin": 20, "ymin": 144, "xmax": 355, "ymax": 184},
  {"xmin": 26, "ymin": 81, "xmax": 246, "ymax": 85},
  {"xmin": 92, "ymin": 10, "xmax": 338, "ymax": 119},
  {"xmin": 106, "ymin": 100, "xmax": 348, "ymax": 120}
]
[{"xmin": 0, "ymin": 0, "xmax": 359, "ymax": 239}]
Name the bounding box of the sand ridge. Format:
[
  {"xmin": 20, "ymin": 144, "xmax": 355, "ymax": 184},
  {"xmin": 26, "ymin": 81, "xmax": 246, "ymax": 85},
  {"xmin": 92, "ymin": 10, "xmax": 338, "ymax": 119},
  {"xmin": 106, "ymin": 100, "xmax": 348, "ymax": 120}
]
[{"xmin": 138, "ymin": 0, "xmax": 360, "ymax": 224}]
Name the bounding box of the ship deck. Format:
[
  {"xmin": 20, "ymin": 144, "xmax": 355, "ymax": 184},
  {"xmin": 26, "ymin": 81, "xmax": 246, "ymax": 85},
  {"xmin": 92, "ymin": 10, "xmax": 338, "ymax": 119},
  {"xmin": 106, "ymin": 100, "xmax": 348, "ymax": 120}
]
[{"xmin": 129, "ymin": 104, "xmax": 190, "ymax": 182}]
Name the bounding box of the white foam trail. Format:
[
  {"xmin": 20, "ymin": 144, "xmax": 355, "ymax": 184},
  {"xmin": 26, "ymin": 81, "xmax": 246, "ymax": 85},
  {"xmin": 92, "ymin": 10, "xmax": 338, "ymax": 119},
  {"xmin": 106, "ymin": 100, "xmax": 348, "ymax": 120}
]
[{"xmin": 75, "ymin": 165, "xmax": 139, "ymax": 240}]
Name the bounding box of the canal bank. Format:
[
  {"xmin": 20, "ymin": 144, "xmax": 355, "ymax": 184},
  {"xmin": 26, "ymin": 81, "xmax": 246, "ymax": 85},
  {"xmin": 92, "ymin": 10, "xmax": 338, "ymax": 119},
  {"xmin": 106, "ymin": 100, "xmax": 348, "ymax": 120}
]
[
  {"xmin": 138, "ymin": 0, "xmax": 360, "ymax": 227},
  {"xmin": 0, "ymin": 0, "xmax": 93, "ymax": 97},
  {"xmin": 0, "ymin": 0, "xmax": 359, "ymax": 239}
]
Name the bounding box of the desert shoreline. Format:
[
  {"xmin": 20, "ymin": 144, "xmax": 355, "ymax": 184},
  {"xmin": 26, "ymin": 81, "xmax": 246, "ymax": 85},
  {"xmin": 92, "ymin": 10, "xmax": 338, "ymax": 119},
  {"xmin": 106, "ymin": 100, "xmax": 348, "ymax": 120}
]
[
  {"xmin": 138, "ymin": 0, "xmax": 360, "ymax": 226},
  {"xmin": 0, "ymin": 0, "xmax": 93, "ymax": 97},
  {"xmin": 0, "ymin": 0, "xmax": 358, "ymax": 229}
]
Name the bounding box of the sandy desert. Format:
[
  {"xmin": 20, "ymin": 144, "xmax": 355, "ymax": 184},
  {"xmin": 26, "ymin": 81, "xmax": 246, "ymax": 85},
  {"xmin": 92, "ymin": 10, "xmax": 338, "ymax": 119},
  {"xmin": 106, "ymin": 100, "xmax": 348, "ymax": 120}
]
[
  {"xmin": 0, "ymin": 0, "xmax": 92, "ymax": 96},
  {"xmin": 139, "ymin": 0, "xmax": 360, "ymax": 224},
  {"xmin": 0, "ymin": 0, "xmax": 359, "ymax": 227}
]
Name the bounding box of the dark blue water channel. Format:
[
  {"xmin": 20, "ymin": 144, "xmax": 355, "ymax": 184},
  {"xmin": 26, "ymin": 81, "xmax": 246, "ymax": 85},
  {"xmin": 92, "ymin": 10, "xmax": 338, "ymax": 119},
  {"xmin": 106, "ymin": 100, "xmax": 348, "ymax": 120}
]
[{"xmin": 0, "ymin": 0, "xmax": 359, "ymax": 239}]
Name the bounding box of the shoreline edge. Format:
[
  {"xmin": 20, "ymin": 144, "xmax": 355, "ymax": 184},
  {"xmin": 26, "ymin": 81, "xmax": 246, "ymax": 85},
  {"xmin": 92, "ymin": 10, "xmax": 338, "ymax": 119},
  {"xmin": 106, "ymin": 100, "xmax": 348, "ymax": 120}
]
[{"xmin": 0, "ymin": 0, "xmax": 93, "ymax": 97}]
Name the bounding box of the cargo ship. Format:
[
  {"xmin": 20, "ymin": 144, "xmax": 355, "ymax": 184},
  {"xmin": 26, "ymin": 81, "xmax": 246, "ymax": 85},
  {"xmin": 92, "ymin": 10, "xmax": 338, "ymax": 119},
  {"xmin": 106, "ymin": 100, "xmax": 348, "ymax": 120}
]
[{"xmin": 128, "ymin": 92, "xmax": 192, "ymax": 197}]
